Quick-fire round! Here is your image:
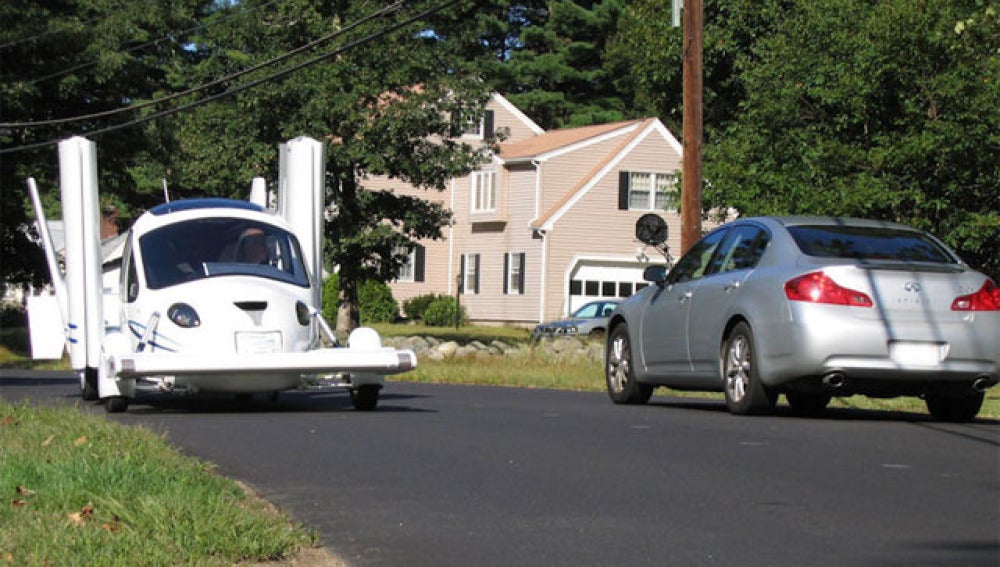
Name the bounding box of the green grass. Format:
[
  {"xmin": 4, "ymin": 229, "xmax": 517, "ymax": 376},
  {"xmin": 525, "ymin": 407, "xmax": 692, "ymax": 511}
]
[{"xmin": 0, "ymin": 400, "xmax": 317, "ymax": 567}]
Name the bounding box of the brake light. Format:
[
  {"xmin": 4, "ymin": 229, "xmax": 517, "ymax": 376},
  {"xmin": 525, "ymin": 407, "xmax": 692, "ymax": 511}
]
[
  {"xmin": 784, "ymin": 271, "xmax": 873, "ymax": 307},
  {"xmin": 951, "ymin": 280, "xmax": 1000, "ymax": 311}
]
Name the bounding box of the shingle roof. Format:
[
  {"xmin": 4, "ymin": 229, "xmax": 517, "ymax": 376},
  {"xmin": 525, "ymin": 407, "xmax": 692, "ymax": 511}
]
[{"xmin": 498, "ymin": 119, "xmax": 647, "ymax": 161}]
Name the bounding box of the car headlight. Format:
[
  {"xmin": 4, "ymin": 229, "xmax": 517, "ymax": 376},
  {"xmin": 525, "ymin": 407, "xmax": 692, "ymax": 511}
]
[
  {"xmin": 295, "ymin": 301, "xmax": 312, "ymax": 326},
  {"xmin": 167, "ymin": 303, "xmax": 201, "ymax": 328}
]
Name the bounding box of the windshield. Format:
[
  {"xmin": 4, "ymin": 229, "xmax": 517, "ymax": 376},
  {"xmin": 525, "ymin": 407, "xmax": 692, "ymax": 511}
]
[
  {"xmin": 787, "ymin": 225, "xmax": 957, "ymax": 264},
  {"xmin": 140, "ymin": 218, "xmax": 310, "ymax": 289}
]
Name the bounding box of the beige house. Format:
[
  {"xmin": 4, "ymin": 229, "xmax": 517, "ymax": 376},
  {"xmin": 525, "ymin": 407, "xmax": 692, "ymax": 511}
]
[{"xmin": 378, "ymin": 93, "xmax": 688, "ymax": 325}]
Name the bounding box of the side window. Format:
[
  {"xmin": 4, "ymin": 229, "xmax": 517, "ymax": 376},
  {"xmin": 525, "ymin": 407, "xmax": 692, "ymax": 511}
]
[
  {"xmin": 667, "ymin": 229, "xmax": 728, "ymax": 284},
  {"xmin": 708, "ymin": 226, "xmax": 770, "ymax": 275},
  {"xmin": 125, "ymin": 250, "xmax": 139, "ymax": 303}
]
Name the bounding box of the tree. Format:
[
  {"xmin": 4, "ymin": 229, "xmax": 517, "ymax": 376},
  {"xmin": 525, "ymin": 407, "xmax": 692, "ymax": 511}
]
[
  {"xmin": 0, "ymin": 0, "xmax": 212, "ymax": 288},
  {"xmin": 497, "ymin": 0, "xmax": 628, "ymax": 129},
  {"xmin": 163, "ymin": 0, "xmax": 499, "ymax": 333},
  {"xmin": 704, "ymin": 0, "xmax": 1000, "ymax": 279}
]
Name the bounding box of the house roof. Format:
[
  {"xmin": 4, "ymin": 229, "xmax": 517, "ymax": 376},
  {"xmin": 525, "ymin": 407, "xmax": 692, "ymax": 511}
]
[
  {"xmin": 529, "ymin": 118, "xmax": 681, "ymax": 231},
  {"xmin": 498, "ymin": 119, "xmax": 646, "ymax": 162}
]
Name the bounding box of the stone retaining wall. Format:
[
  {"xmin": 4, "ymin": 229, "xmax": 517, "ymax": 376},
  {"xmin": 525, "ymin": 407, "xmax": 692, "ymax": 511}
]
[{"xmin": 382, "ymin": 335, "xmax": 605, "ymax": 363}]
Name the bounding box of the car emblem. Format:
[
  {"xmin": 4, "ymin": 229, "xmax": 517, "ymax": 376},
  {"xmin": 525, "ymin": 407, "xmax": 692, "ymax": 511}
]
[{"xmin": 903, "ymin": 281, "xmax": 922, "ymax": 293}]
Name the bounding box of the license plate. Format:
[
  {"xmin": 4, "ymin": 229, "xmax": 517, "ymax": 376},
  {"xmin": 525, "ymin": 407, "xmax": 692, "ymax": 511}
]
[
  {"xmin": 236, "ymin": 331, "xmax": 282, "ymax": 354},
  {"xmin": 889, "ymin": 341, "xmax": 946, "ymax": 366}
]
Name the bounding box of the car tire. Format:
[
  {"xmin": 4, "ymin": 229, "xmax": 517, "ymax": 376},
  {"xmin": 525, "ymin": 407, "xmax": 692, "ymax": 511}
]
[
  {"xmin": 785, "ymin": 391, "xmax": 831, "ymax": 415},
  {"xmin": 104, "ymin": 396, "xmax": 128, "ymax": 413},
  {"xmin": 925, "ymin": 391, "xmax": 983, "ymax": 422},
  {"xmin": 722, "ymin": 322, "xmax": 776, "ymax": 415},
  {"xmin": 81, "ymin": 367, "xmax": 98, "ymax": 401},
  {"xmin": 350, "ymin": 385, "xmax": 380, "ymax": 411},
  {"xmin": 606, "ymin": 323, "xmax": 653, "ymax": 405}
]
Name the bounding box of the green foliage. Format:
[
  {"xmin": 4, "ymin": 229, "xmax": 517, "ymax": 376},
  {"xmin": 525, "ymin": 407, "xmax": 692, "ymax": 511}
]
[
  {"xmin": 321, "ymin": 273, "xmax": 340, "ymax": 324},
  {"xmin": 402, "ymin": 293, "xmax": 450, "ymax": 321},
  {"xmin": 322, "ymin": 274, "xmax": 400, "ymax": 324},
  {"xmin": 357, "ymin": 279, "xmax": 399, "ymax": 324},
  {"xmin": 422, "ymin": 296, "xmax": 468, "ymax": 327},
  {"xmin": 498, "ymin": 0, "xmax": 628, "ymax": 129},
  {"xmin": 703, "ymin": 0, "xmax": 1000, "ymax": 279}
]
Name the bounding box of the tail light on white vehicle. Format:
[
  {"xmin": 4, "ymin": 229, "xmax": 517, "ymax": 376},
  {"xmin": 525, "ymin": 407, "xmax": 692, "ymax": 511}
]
[
  {"xmin": 951, "ymin": 280, "xmax": 1000, "ymax": 311},
  {"xmin": 784, "ymin": 271, "xmax": 873, "ymax": 308}
]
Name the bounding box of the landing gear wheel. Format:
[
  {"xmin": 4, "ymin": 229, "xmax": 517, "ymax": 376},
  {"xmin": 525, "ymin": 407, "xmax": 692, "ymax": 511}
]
[
  {"xmin": 786, "ymin": 391, "xmax": 832, "ymax": 415},
  {"xmin": 925, "ymin": 391, "xmax": 984, "ymax": 422},
  {"xmin": 350, "ymin": 385, "xmax": 380, "ymax": 411},
  {"xmin": 105, "ymin": 396, "xmax": 129, "ymax": 413},
  {"xmin": 81, "ymin": 368, "xmax": 98, "ymax": 401},
  {"xmin": 605, "ymin": 323, "xmax": 653, "ymax": 405},
  {"xmin": 722, "ymin": 322, "xmax": 776, "ymax": 415}
]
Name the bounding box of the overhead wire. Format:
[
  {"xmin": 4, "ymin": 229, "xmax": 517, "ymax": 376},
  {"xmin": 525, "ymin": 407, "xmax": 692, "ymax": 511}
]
[
  {"xmin": 1, "ymin": 1, "xmax": 405, "ymax": 128},
  {"xmin": 0, "ymin": 14, "xmax": 106, "ymax": 50},
  {"xmin": 3, "ymin": 0, "xmax": 285, "ymax": 91},
  {"xmin": 0, "ymin": 0, "xmax": 463, "ymax": 156}
]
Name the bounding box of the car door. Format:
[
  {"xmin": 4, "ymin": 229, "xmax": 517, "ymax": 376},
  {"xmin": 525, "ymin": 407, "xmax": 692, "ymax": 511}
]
[
  {"xmin": 639, "ymin": 228, "xmax": 728, "ymax": 375},
  {"xmin": 686, "ymin": 224, "xmax": 770, "ymax": 378}
]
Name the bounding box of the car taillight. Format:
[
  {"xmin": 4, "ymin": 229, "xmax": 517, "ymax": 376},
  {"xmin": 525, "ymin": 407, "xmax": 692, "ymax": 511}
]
[
  {"xmin": 784, "ymin": 271, "xmax": 873, "ymax": 307},
  {"xmin": 951, "ymin": 279, "xmax": 1000, "ymax": 311}
]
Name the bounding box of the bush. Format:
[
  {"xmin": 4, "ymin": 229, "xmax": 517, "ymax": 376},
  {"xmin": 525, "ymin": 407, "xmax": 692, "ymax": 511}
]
[
  {"xmin": 321, "ymin": 275, "xmax": 399, "ymax": 324},
  {"xmin": 422, "ymin": 296, "xmax": 467, "ymax": 327},
  {"xmin": 321, "ymin": 273, "xmax": 340, "ymax": 323},
  {"xmin": 358, "ymin": 279, "xmax": 399, "ymax": 323},
  {"xmin": 402, "ymin": 293, "xmax": 449, "ymax": 321}
]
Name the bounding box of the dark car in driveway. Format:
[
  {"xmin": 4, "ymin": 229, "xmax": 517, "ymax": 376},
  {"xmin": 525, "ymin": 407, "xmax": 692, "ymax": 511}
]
[
  {"xmin": 533, "ymin": 300, "xmax": 619, "ymax": 338},
  {"xmin": 605, "ymin": 216, "xmax": 1000, "ymax": 421}
]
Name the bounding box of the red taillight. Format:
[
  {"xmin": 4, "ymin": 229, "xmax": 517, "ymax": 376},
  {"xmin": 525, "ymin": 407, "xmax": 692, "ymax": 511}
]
[
  {"xmin": 784, "ymin": 271, "xmax": 873, "ymax": 307},
  {"xmin": 951, "ymin": 280, "xmax": 1000, "ymax": 311}
]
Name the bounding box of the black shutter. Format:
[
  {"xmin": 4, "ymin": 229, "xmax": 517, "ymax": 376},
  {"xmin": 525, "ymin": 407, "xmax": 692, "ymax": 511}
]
[
  {"xmin": 450, "ymin": 112, "xmax": 462, "ymax": 137},
  {"xmin": 503, "ymin": 253, "xmax": 509, "ymax": 294},
  {"xmin": 473, "ymin": 254, "xmax": 480, "ymax": 294},
  {"xmin": 518, "ymin": 253, "xmax": 526, "ymax": 294},
  {"xmin": 618, "ymin": 171, "xmax": 630, "ymax": 210},
  {"xmin": 459, "ymin": 254, "xmax": 465, "ymax": 293},
  {"xmin": 483, "ymin": 110, "xmax": 495, "ymax": 140},
  {"xmin": 414, "ymin": 245, "xmax": 425, "ymax": 282}
]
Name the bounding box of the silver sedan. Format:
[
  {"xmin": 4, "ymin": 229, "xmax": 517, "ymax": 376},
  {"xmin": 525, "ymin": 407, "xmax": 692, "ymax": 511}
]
[{"xmin": 605, "ymin": 216, "xmax": 1000, "ymax": 421}]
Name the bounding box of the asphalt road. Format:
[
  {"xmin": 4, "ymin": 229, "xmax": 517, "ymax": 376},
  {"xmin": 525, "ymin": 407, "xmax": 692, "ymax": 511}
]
[{"xmin": 2, "ymin": 372, "xmax": 998, "ymax": 567}]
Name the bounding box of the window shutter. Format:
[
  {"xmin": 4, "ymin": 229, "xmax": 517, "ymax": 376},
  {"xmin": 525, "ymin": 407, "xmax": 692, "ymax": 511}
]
[
  {"xmin": 414, "ymin": 245, "xmax": 425, "ymax": 282},
  {"xmin": 503, "ymin": 253, "xmax": 509, "ymax": 294},
  {"xmin": 473, "ymin": 254, "xmax": 480, "ymax": 294},
  {"xmin": 518, "ymin": 253, "xmax": 525, "ymax": 294},
  {"xmin": 618, "ymin": 171, "xmax": 630, "ymax": 210},
  {"xmin": 450, "ymin": 112, "xmax": 462, "ymax": 137},
  {"xmin": 483, "ymin": 110, "xmax": 495, "ymax": 140},
  {"xmin": 459, "ymin": 254, "xmax": 466, "ymax": 293}
]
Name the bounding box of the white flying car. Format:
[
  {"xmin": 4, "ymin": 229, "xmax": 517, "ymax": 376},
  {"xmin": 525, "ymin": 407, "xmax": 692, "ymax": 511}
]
[{"xmin": 27, "ymin": 136, "xmax": 416, "ymax": 412}]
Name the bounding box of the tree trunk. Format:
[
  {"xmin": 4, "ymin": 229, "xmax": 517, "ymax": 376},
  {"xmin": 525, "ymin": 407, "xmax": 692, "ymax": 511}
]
[{"xmin": 336, "ymin": 267, "xmax": 360, "ymax": 342}]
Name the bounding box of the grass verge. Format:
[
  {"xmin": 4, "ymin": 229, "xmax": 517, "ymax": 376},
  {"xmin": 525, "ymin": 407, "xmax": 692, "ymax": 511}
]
[{"xmin": 0, "ymin": 399, "xmax": 317, "ymax": 566}]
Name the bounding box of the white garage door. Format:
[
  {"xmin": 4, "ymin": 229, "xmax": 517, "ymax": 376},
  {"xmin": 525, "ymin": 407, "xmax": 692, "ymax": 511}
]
[{"xmin": 567, "ymin": 261, "xmax": 650, "ymax": 314}]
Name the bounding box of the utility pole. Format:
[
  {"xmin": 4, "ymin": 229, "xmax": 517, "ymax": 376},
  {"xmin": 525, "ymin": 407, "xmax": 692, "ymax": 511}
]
[{"xmin": 680, "ymin": 0, "xmax": 703, "ymax": 254}]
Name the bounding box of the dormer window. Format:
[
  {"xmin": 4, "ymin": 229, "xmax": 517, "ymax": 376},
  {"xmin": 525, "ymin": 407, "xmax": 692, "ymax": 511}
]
[
  {"xmin": 470, "ymin": 170, "xmax": 498, "ymax": 213},
  {"xmin": 454, "ymin": 110, "xmax": 495, "ymax": 140}
]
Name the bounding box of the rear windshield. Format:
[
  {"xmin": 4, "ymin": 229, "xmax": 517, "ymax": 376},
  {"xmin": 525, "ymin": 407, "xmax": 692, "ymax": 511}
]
[{"xmin": 787, "ymin": 225, "xmax": 956, "ymax": 264}]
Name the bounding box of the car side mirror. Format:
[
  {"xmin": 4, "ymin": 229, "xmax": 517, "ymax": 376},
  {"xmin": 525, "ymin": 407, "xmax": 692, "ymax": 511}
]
[{"xmin": 643, "ymin": 265, "xmax": 668, "ymax": 285}]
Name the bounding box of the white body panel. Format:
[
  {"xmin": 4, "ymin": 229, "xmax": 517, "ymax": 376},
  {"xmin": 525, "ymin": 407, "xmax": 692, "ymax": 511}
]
[
  {"xmin": 279, "ymin": 137, "xmax": 326, "ymax": 311},
  {"xmin": 58, "ymin": 137, "xmax": 104, "ymax": 372}
]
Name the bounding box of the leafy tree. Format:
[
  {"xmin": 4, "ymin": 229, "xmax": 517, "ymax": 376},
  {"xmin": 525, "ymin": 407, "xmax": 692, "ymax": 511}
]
[
  {"xmin": 705, "ymin": 0, "xmax": 1000, "ymax": 279},
  {"xmin": 498, "ymin": 0, "xmax": 628, "ymax": 129},
  {"xmin": 0, "ymin": 0, "xmax": 212, "ymax": 288},
  {"xmin": 164, "ymin": 0, "xmax": 499, "ymax": 333}
]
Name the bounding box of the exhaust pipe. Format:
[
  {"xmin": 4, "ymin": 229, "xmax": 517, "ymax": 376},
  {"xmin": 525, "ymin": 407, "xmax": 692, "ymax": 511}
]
[
  {"xmin": 822, "ymin": 372, "xmax": 847, "ymax": 389},
  {"xmin": 972, "ymin": 375, "xmax": 998, "ymax": 393}
]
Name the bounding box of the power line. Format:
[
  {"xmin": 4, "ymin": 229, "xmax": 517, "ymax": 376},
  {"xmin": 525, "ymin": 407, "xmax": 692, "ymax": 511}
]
[
  {"xmin": 3, "ymin": 0, "xmax": 284, "ymax": 91},
  {"xmin": 0, "ymin": 1, "xmax": 404, "ymax": 128},
  {"xmin": 0, "ymin": 0, "xmax": 463, "ymax": 156},
  {"xmin": 0, "ymin": 14, "xmax": 105, "ymax": 50}
]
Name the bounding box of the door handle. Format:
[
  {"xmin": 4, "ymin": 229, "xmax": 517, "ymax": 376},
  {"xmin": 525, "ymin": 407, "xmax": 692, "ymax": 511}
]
[
  {"xmin": 725, "ymin": 281, "xmax": 741, "ymax": 292},
  {"xmin": 680, "ymin": 291, "xmax": 693, "ymax": 301}
]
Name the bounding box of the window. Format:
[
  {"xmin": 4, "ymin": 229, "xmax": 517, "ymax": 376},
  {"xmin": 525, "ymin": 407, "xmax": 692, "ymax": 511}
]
[
  {"xmin": 471, "ymin": 170, "xmax": 498, "ymax": 213},
  {"xmin": 460, "ymin": 253, "xmax": 480, "ymax": 294},
  {"xmin": 570, "ymin": 280, "xmax": 583, "ymax": 295},
  {"xmin": 618, "ymin": 171, "xmax": 679, "ymax": 211},
  {"xmin": 601, "ymin": 281, "xmax": 616, "ymax": 297},
  {"xmin": 395, "ymin": 245, "xmax": 425, "ymax": 283},
  {"xmin": 666, "ymin": 228, "xmax": 728, "ymax": 285},
  {"xmin": 455, "ymin": 109, "xmax": 495, "ymax": 139},
  {"xmin": 504, "ymin": 252, "xmax": 525, "ymax": 295},
  {"xmin": 618, "ymin": 282, "xmax": 634, "ymax": 297}
]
